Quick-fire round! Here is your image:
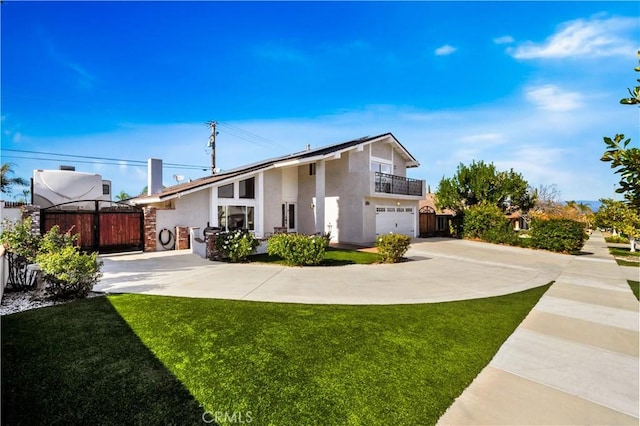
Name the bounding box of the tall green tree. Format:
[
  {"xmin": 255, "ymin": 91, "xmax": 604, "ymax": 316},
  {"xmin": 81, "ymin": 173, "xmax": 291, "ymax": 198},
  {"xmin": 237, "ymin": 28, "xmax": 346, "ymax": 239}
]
[
  {"xmin": 435, "ymin": 160, "xmax": 535, "ymax": 215},
  {"xmin": 601, "ymin": 51, "xmax": 640, "ymax": 208},
  {"xmin": 1, "ymin": 163, "xmax": 28, "ymax": 195}
]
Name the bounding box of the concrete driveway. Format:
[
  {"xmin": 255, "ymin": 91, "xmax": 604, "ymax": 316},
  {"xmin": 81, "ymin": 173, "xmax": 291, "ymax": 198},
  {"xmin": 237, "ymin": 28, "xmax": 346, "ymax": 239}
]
[{"xmin": 95, "ymin": 238, "xmax": 572, "ymax": 304}]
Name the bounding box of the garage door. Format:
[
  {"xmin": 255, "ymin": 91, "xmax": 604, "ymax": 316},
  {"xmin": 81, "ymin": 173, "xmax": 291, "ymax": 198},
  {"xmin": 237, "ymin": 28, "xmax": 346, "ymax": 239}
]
[{"xmin": 375, "ymin": 206, "xmax": 415, "ymax": 237}]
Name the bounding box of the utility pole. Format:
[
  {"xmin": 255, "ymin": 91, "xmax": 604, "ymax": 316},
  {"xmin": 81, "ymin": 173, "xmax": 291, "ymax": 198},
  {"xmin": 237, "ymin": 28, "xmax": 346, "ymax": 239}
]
[{"xmin": 206, "ymin": 121, "xmax": 218, "ymax": 174}]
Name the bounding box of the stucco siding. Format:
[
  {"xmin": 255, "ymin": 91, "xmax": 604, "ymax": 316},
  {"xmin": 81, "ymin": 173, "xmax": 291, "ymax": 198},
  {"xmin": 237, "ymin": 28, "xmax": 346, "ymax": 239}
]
[
  {"xmin": 371, "ymin": 142, "xmax": 392, "ymax": 160},
  {"xmin": 262, "ymin": 169, "xmax": 283, "ymax": 234},
  {"xmin": 393, "ymin": 148, "xmax": 407, "ymax": 177},
  {"xmin": 297, "ymin": 164, "xmax": 316, "ymax": 235},
  {"xmin": 155, "ymin": 190, "xmax": 210, "ymax": 250}
]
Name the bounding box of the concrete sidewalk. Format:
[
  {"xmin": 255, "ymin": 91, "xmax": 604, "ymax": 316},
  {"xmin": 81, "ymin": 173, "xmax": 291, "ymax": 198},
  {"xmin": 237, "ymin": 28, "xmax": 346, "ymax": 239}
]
[{"xmin": 438, "ymin": 231, "xmax": 639, "ymax": 425}]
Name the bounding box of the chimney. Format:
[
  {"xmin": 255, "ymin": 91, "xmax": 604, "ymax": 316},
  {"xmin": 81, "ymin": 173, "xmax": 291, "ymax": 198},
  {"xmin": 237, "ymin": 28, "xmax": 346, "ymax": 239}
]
[
  {"xmin": 306, "ymin": 144, "xmax": 310, "ymax": 151},
  {"xmin": 148, "ymin": 158, "xmax": 163, "ymax": 195},
  {"xmin": 59, "ymin": 165, "xmax": 76, "ymax": 171}
]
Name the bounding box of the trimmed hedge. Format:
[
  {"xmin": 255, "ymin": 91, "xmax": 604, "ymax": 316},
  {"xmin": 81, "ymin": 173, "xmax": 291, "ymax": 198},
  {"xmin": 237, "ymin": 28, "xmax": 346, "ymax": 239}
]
[
  {"xmin": 267, "ymin": 233, "xmax": 327, "ymax": 266},
  {"xmin": 529, "ymin": 218, "xmax": 586, "ymax": 254},
  {"xmin": 376, "ymin": 233, "xmax": 411, "ymax": 263}
]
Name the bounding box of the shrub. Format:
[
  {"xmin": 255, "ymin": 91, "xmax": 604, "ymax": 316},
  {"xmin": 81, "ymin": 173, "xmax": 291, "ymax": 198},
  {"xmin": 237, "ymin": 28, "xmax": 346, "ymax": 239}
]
[
  {"xmin": 36, "ymin": 226, "xmax": 103, "ymax": 299},
  {"xmin": 0, "ymin": 218, "xmax": 41, "ymax": 290},
  {"xmin": 463, "ymin": 203, "xmax": 509, "ymax": 240},
  {"xmin": 480, "ymin": 225, "xmax": 519, "ymax": 246},
  {"xmin": 376, "ymin": 233, "xmax": 411, "ymax": 263},
  {"xmin": 605, "ymin": 235, "xmax": 630, "ymax": 244},
  {"xmin": 267, "ymin": 233, "xmax": 327, "ymax": 266},
  {"xmin": 529, "ymin": 218, "xmax": 586, "ymax": 254},
  {"xmin": 214, "ymin": 230, "xmax": 260, "ymax": 262}
]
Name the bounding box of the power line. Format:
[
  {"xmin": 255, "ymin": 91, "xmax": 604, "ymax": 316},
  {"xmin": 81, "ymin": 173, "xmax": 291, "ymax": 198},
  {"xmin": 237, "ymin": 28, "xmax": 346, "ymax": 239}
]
[
  {"xmin": 217, "ymin": 121, "xmax": 286, "ymax": 149},
  {"xmin": 1, "ymin": 155, "xmax": 208, "ymax": 171},
  {"xmin": 1, "ymin": 149, "xmax": 209, "ymax": 170}
]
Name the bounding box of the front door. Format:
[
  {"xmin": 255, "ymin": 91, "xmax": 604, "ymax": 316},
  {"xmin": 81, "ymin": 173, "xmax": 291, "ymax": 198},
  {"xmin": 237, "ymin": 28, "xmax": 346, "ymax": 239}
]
[{"xmin": 281, "ymin": 202, "xmax": 296, "ymax": 232}]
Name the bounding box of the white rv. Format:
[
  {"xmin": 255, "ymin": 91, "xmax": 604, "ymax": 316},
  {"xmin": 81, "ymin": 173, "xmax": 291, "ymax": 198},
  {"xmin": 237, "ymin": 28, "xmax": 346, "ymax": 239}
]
[{"xmin": 32, "ymin": 167, "xmax": 111, "ymax": 209}]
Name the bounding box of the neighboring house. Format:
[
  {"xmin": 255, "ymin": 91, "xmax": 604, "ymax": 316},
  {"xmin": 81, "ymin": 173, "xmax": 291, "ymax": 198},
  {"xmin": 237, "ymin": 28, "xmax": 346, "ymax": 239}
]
[
  {"xmin": 132, "ymin": 133, "xmax": 425, "ymax": 247},
  {"xmin": 418, "ymin": 193, "xmax": 454, "ymax": 237}
]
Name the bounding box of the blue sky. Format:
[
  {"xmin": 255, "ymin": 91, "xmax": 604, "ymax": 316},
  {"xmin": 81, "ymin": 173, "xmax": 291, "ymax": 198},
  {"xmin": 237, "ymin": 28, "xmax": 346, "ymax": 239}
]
[{"xmin": 1, "ymin": 1, "xmax": 639, "ymax": 202}]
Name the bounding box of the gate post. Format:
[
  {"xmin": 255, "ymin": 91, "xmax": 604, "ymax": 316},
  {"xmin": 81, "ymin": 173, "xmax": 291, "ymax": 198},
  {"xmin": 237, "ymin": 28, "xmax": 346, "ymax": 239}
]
[
  {"xmin": 21, "ymin": 205, "xmax": 41, "ymax": 236},
  {"xmin": 143, "ymin": 207, "xmax": 157, "ymax": 252}
]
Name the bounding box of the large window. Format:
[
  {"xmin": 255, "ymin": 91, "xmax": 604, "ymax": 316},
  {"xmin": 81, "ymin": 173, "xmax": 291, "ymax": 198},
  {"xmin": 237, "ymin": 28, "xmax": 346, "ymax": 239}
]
[
  {"xmin": 239, "ymin": 177, "xmax": 255, "ymax": 199},
  {"xmin": 370, "ymin": 161, "xmax": 392, "ymax": 175},
  {"xmin": 218, "ymin": 183, "xmax": 234, "ymax": 198},
  {"xmin": 218, "ymin": 205, "xmax": 255, "ymax": 231}
]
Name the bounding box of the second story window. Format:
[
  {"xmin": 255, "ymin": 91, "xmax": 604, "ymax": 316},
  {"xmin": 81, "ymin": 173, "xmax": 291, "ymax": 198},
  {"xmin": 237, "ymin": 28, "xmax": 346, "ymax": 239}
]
[
  {"xmin": 371, "ymin": 161, "xmax": 392, "ymax": 175},
  {"xmin": 218, "ymin": 183, "xmax": 234, "ymax": 198},
  {"xmin": 239, "ymin": 177, "xmax": 255, "ymax": 199}
]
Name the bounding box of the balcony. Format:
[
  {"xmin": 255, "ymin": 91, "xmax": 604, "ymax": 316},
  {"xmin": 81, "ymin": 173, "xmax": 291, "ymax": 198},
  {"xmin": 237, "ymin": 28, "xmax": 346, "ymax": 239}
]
[{"xmin": 374, "ymin": 172, "xmax": 423, "ymax": 196}]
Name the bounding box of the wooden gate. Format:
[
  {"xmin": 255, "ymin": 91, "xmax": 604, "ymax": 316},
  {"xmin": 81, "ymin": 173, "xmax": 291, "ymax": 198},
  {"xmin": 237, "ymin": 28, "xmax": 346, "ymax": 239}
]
[
  {"xmin": 419, "ymin": 206, "xmax": 436, "ymax": 237},
  {"xmin": 41, "ymin": 201, "xmax": 143, "ymax": 253}
]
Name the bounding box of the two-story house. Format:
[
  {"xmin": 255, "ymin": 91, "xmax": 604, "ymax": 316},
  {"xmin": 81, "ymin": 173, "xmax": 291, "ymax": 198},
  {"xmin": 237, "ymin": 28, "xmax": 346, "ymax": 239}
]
[{"xmin": 133, "ymin": 133, "xmax": 425, "ymax": 247}]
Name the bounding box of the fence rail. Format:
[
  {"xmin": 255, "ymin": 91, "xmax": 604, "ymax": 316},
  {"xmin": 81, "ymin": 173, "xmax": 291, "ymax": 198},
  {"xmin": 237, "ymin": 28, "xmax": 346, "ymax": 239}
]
[{"xmin": 374, "ymin": 172, "xmax": 423, "ymax": 196}]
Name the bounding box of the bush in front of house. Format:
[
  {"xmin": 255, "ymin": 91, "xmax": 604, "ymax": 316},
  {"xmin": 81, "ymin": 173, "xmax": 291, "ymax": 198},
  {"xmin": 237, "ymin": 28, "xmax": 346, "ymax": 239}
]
[
  {"xmin": 36, "ymin": 225, "xmax": 103, "ymax": 299},
  {"xmin": 463, "ymin": 203, "xmax": 509, "ymax": 240},
  {"xmin": 214, "ymin": 230, "xmax": 260, "ymax": 262},
  {"xmin": 480, "ymin": 225, "xmax": 520, "ymax": 246},
  {"xmin": 267, "ymin": 233, "xmax": 327, "ymax": 266},
  {"xmin": 529, "ymin": 218, "xmax": 586, "ymax": 254},
  {"xmin": 0, "ymin": 218, "xmax": 41, "ymax": 290},
  {"xmin": 375, "ymin": 233, "xmax": 411, "ymax": 263}
]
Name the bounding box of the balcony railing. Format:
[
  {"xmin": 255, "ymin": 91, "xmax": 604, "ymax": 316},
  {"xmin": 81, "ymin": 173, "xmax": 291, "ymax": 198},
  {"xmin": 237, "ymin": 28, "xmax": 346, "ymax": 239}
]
[{"xmin": 374, "ymin": 172, "xmax": 423, "ymax": 196}]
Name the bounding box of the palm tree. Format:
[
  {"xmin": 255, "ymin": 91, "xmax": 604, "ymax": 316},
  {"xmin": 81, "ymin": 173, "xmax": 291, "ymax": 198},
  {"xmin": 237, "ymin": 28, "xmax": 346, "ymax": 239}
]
[
  {"xmin": 115, "ymin": 190, "xmax": 131, "ymax": 201},
  {"xmin": 1, "ymin": 163, "xmax": 28, "ymax": 195}
]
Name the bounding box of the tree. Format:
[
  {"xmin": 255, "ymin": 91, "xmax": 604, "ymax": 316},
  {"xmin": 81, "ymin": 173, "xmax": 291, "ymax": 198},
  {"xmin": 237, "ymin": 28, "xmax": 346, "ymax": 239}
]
[
  {"xmin": 601, "ymin": 134, "xmax": 640, "ymax": 208},
  {"xmin": 115, "ymin": 190, "xmax": 131, "ymax": 201},
  {"xmin": 595, "ymin": 198, "xmax": 640, "ymax": 252},
  {"xmin": 435, "ymin": 160, "xmax": 535, "ymax": 215},
  {"xmin": 1, "ymin": 163, "xmax": 28, "ymax": 195},
  {"xmin": 601, "ymin": 51, "xmax": 640, "ymax": 208},
  {"xmin": 531, "ymin": 184, "xmax": 564, "ymax": 217}
]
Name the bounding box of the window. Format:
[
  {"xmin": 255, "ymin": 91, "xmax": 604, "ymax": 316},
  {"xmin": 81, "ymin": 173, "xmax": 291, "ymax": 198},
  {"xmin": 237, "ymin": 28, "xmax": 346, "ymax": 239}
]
[
  {"xmin": 218, "ymin": 205, "xmax": 255, "ymax": 231},
  {"xmin": 387, "ymin": 207, "xmax": 395, "ymax": 212},
  {"xmin": 405, "ymin": 208, "xmax": 413, "ymax": 213},
  {"xmin": 218, "ymin": 183, "xmax": 234, "ymax": 198},
  {"xmin": 102, "ymin": 184, "xmax": 110, "ymax": 195},
  {"xmin": 376, "ymin": 207, "xmax": 385, "ymax": 213},
  {"xmin": 370, "ymin": 161, "xmax": 392, "ymax": 175},
  {"xmin": 437, "ymin": 216, "xmax": 448, "ymax": 231},
  {"xmin": 309, "ymin": 163, "xmax": 316, "ymax": 176},
  {"xmin": 239, "ymin": 177, "xmax": 255, "ymax": 199},
  {"xmin": 281, "ymin": 203, "xmax": 296, "ymax": 230},
  {"xmin": 396, "ymin": 208, "xmax": 404, "ymax": 212}
]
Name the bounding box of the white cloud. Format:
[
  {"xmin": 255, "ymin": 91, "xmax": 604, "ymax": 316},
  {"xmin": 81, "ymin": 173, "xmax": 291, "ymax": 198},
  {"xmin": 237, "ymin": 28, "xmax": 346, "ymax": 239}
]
[
  {"xmin": 493, "ymin": 35, "xmax": 514, "ymax": 44},
  {"xmin": 459, "ymin": 133, "xmax": 504, "ymax": 145},
  {"xmin": 509, "ymin": 16, "xmax": 639, "ymax": 59},
  {"xmin": 435, "ymin": 44, "xmax": 457, "ymax": 56},
  {"xmin": 525, "ymin": 85, "xmax": 583, "ymax": 111}
]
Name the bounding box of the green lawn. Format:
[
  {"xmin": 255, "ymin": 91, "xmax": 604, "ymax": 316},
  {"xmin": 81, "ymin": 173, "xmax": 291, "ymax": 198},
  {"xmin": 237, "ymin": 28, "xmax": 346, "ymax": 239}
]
[
  {"xmin": 608, "ymin": 246, "xmax": 640, "ymax": 267},
  {"xmin": 2, "ymin": 284, "xmax": 550, "ymax": 425},
  {"xmin": 628, "ymin": 280, "xmax": 639, "ymax": 301},
  {"xmin": 249, "ymin": 247, "xmax": 381, "ymax": 266}
]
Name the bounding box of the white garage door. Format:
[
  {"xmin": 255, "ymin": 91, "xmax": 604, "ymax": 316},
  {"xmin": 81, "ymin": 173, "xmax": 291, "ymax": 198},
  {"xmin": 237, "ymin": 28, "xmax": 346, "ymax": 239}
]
[{"xmin": 375, "ymin": 206, "xmax": 415, "ymax": 237}]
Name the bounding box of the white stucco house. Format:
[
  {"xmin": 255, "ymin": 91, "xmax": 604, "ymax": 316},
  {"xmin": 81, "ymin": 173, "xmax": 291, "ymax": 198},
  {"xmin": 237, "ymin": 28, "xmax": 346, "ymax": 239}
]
[{"xmin": 133, "ymin": 133, "xmax": 425, "ymax": 247}]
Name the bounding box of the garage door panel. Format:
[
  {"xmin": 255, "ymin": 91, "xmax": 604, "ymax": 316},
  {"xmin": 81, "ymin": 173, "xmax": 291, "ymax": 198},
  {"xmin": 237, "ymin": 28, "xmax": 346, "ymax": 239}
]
[{"xmin": 375, "ymin": 206, "xmax": 414, "ymax": 237}]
